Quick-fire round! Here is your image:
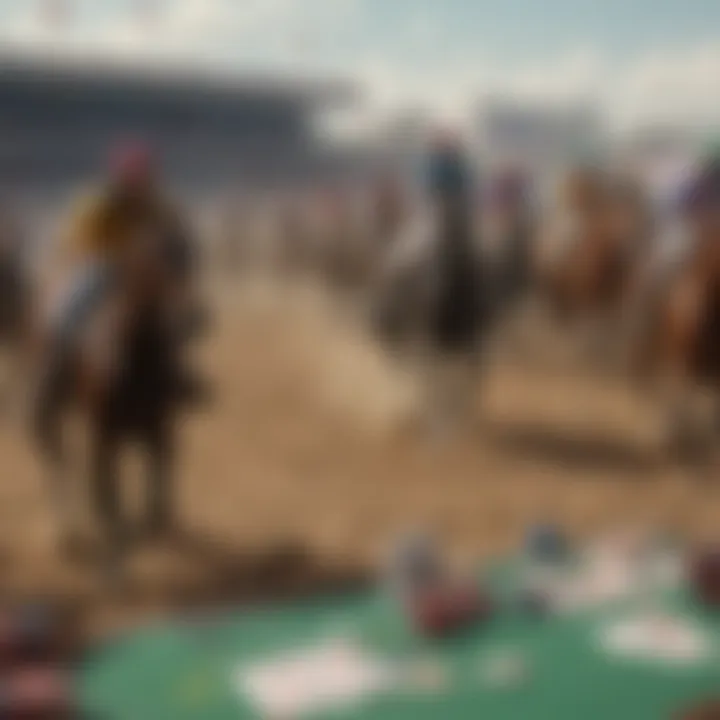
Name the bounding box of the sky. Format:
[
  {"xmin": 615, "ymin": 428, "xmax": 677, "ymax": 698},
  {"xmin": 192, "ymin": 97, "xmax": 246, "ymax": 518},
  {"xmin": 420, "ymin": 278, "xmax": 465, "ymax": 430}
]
[{"xmin": 0, "ymin": 0, "xmax": 718, "ymax": 133}]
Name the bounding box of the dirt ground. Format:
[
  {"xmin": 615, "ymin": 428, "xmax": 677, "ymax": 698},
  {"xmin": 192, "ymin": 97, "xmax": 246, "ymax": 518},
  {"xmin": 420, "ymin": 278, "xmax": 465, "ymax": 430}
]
[{"xmin": 0, "ymin": 275, "xmax": 718, "ymax": 636}]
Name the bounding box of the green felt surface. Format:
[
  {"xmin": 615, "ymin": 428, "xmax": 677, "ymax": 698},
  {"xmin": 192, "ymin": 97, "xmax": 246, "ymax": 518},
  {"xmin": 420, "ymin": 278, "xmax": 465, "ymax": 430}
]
[{"xmin": 78, "ymin": 563, "xmax": 720, "ymax": 720}]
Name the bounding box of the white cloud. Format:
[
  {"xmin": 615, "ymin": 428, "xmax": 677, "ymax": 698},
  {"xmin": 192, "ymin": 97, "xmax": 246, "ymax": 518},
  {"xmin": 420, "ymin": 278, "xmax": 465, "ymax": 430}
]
[
  {"xmin": 0, "ymin": 0, "xmax": 359, "ymax": 63},
  {"xmin": 611, "ymin": 44, "xmax": 720, "ymax": 130},
  {"xmin": 349, "ymin": 42, "xmax": 720, "ymax": 136},
  {"xmin": 0, "ymin": 2, "xmax": 719, "ymax": 136},
  {"xmin": 500, "ymin": 47, "xmax": 607, "ymax": 104}
]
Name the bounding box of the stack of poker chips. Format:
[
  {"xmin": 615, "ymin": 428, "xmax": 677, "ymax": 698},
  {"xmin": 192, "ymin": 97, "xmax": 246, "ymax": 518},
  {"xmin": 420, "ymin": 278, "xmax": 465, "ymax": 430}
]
[
  {"xmin": 0, "ymin": 667, "xmax": 74, "ymax": 719},
  {"xmin": 0, "ymin": 603, "xmax": 78, "ymax": 719},
  {"xmin": 387, "ymin": 533, "xmax": 493, "ymax": 638},
  {"xmin": 689, "ymin": 546, "xmax": 720, "ymax": 608},
  {"xmin": 525, "ymin": 524, "xmax": 568, "ymax": 564},
  {"xmin": 408, "ymin": 583, "xmax": 493, "ymax": 638},
  {"xmin": 516, "ymin": 524, "xmax": 569, "ymax": 618}
]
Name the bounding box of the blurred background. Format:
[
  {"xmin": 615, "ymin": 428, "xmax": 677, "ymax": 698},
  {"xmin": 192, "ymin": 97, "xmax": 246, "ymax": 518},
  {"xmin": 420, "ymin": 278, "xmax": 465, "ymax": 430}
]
[{"xmin": 0, "ymin": 1, "xmax": 719, "ymax": 714}]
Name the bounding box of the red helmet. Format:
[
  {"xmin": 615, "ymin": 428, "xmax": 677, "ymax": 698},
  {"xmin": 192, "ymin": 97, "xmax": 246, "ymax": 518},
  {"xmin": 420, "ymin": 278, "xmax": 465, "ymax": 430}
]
[{"xmin": 109, "ymin": 140, "xmax": 155, "ymax": 186}]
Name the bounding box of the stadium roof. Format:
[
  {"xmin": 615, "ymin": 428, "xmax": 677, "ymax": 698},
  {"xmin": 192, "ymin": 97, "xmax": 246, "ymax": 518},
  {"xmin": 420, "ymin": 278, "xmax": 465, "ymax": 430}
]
[{"xmin": 0, "ymin": 51, "xmax": 359, "ymax": 108}]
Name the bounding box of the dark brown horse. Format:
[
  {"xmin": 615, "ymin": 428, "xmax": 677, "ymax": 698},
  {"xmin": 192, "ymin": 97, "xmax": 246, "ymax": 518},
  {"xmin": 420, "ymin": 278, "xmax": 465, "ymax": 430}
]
[{"xmin": 32, "ymin": 224, "xmax": 203, "ymax": 578}]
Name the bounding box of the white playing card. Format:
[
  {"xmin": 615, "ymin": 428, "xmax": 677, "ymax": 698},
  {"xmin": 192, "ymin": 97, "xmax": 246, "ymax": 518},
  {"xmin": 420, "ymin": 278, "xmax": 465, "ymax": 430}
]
[
  {"xmin": 599, "ymin": 615, "xmax": 712, "ymax": 664},
  {"xmin": 236, "ymin": 638, "xmax": 397, "ymax": 718}
]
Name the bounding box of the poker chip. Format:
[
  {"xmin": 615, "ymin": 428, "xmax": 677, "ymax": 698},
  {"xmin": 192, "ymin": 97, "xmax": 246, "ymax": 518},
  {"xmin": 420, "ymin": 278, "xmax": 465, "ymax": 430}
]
[
  {"xmin": 386, "ymin": 532, "xmax": 445, "ymax": 598},
  {"xmin": 409, "ymin": 584, "xmax": 492, "ymax": 638},
  {"xmin": 0, "ymin": 604, "xmax": 77, "ymax": 668},
  {"xmin": 0, "ymin": 667, "xmax": 74, "ymax": 719},
  {"xmin": 525, "ymin": 524, "xmax": 567, "ymax": 564}
]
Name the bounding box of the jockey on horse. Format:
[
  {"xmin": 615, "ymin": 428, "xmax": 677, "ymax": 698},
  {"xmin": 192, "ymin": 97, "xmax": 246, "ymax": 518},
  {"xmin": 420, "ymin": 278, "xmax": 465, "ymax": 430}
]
[
  {"xmin": 30, "ymin": 141, "xmax": 208, "ymax": 572},
  {"xmin": 32, "ymin": 140, "xmax": 207, "ymax": 454},
  {"xmin": 372, "ymin": 128, "xmax": 487, "ymax": 432},
  {"xmin": 538, "ymin": 163, "xmax": 607, "ymax": 303},
  {"xmin": 635, "ymin": 152, "xmax": 720, "ymax": 378},
  {"xmin": 374, "ymin": 127, "xmax": 484, "ymax": 348},
  {"xmin": 628, "ymin": 151, "xmax": 720, "ymax": 458},
  {"xmin": 539, "ymin": 163, "xmax": 647, "ymax": 339},
  {"xmin": 426, "ymin": 129, "xmax": 485, "ymax": 353}
]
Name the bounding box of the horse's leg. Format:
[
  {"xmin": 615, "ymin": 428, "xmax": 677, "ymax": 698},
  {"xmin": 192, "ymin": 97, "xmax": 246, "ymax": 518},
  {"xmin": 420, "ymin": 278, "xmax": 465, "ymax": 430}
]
[
  {"xmin": 4, "ymin": 337, "xmax": 30, "ymax": 419},
  {"xmin": 422, "ymin": 354, "xmax": 472, "ymax": 439},
  {"xmin": 418, "ymin": 353, "xmax": 444, "ymax": 437},
  {"xmin": 30, "ymin": 362, "xmax": 79, "ymax": 551},
  {"xmin": 442, "ymin": 353, "xmax": 477, "ymax": 435},
  {"xmin": 146, "ymin": 421, "xmax": 175, "ymax": 536},
  {"xmin": 39, "ymin": 414, "xmax": 74, "ymax": 551},
  {"xmin": 596, "ymin": 310, "xmax": 623, "ymax": 374},
  {"xmin": 90, "ymin": 430, "xmax": 125, "ymax": 580}
]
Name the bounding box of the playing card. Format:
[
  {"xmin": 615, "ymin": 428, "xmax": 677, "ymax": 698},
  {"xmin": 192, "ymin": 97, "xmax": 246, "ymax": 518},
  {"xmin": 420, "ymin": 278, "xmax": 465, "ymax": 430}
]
[
  {"xmin": 599, "ymin": 614, "xmax": 711, "ymax": 664},
  {"xmin": 236, "ymin": 638, "xmax": 397, "ymax": 718}
]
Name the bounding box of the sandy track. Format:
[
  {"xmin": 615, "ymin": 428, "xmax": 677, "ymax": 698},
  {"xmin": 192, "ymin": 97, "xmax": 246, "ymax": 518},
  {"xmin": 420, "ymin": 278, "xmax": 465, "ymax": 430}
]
[{"xmin": 0, "ymin": 277, "xmax": 717, "ymax": 634}]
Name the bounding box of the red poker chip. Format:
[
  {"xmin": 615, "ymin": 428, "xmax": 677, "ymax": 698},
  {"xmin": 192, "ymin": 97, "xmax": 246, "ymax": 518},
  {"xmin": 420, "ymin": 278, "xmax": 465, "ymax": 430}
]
[
  {"xmin": 409, "ymin": 584, "xmax": 492, "ymax": 637},
  {"xmin": 0, "ymin": 605, "xmax": 79, "ymax": 668},
  {"xmin": 1, "ymin": 668, "xmax": 73, "ymax": 719}
]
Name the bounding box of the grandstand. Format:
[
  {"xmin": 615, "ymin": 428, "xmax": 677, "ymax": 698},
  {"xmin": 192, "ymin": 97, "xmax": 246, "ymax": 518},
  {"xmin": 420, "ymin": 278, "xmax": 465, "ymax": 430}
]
[{"xmin": 0, "ymin": 54, "xmax": 358, "ymax": 192}]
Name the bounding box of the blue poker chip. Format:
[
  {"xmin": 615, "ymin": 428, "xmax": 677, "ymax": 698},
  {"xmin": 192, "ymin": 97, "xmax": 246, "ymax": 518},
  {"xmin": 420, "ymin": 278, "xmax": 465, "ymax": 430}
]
[{"xmin": 525, "ymin": 524, "xmax": 567, "ymax": 562}]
